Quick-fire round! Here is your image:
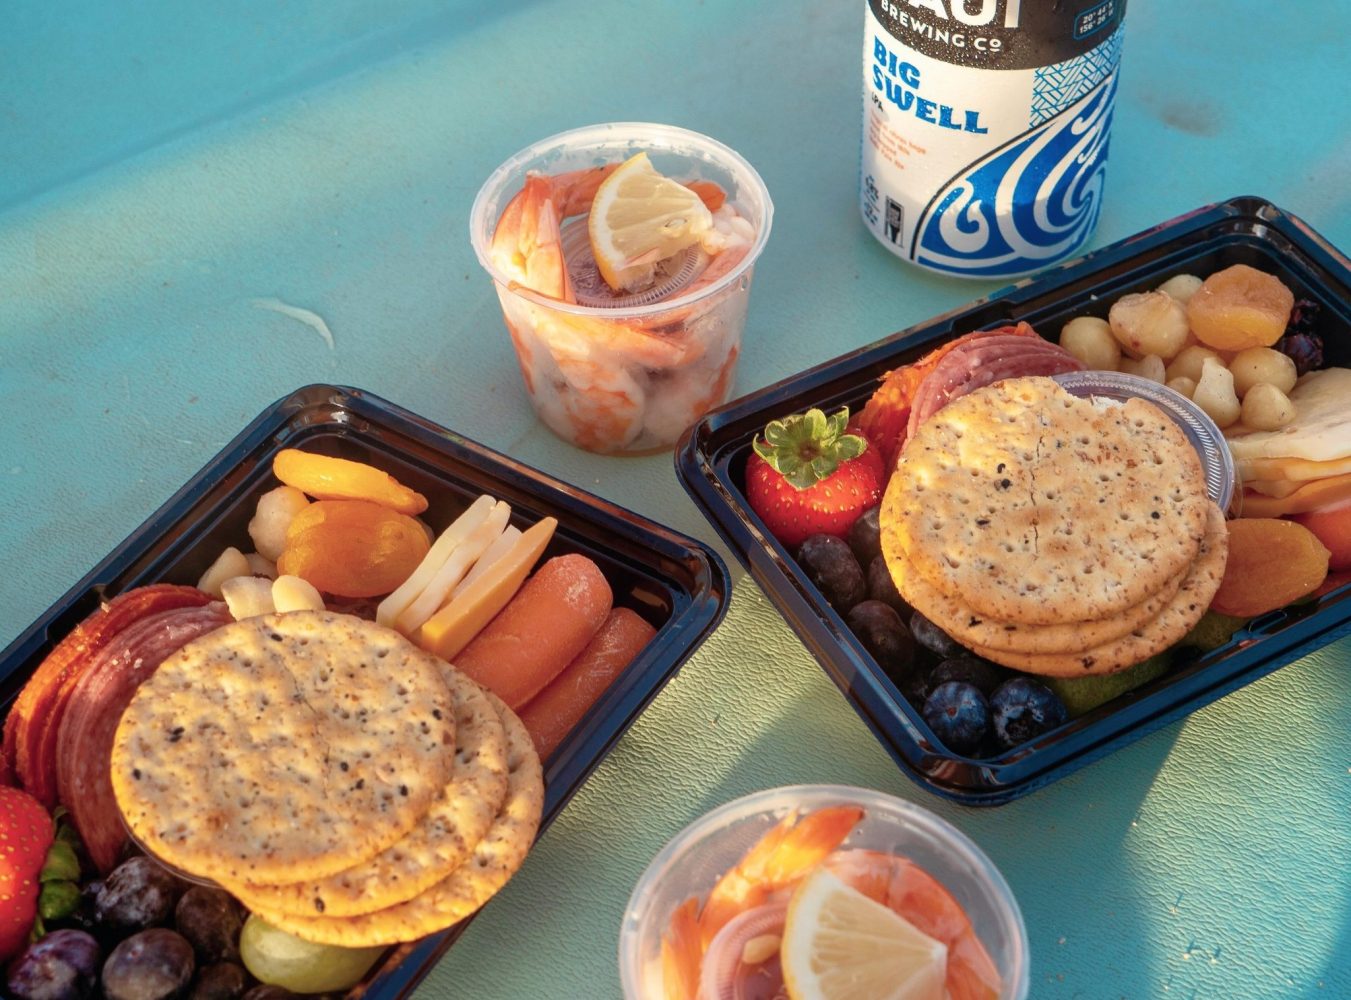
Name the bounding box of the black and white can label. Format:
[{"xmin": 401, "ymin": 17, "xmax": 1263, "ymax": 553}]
[{"xmin": 860, "ymin": 0, "xmax": 1127, "ymax": 279}]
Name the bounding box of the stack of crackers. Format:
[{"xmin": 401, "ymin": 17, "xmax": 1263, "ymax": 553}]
[
  {"xmin": 881, "ymin": 377, "xmax": 1229, "ymax": 676},
  {"xmin": 111, "ymin": 610, "xmax": 543, "ymax": 947}
]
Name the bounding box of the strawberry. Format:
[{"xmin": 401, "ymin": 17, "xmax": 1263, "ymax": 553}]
[
  {"xmin": 745, "ymin": 407, "xmax": 883, "ymax": 548},
  {"xmin": 0, "ymin": 786, "xmax": 53, "ymax": 960}
]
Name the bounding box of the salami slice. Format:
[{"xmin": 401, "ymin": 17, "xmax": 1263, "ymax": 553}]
[
  {"xmin": 858, "ymin": 324, "xmax": 1042, "ymax": 470},
  {"xmin": 4, "ymin": 584, "xmax": 214, "ymax": 805},
  {"xmin": 55, "ymin": 602, "xmax": 231, "ymax": 873},
  {"xmin": 906, "ymin": 336, "xmax": 1084, "ymax": 440}
]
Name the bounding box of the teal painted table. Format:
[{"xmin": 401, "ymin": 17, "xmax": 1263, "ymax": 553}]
[{"xmin": 2, "ymin": 2, "xmax": 1348, "ymax": 996}]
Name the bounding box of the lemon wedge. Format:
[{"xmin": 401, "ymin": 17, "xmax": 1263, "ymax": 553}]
[
  {"xmin": 781, "ymin": 869, "xmax": 949, "ymax": 1000},
  {"xmin": 588, "ymin": 152, "xmax": 714, "ymax": 292}
]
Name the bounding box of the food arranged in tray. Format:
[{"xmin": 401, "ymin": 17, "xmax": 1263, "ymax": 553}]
[
  {"xmin": 0, "ymin": 386, "xmax": 728, "ymax": 999},
  {"xmin": 677, "ymin": 197, "xmax": 1351, "ymax": 803}
]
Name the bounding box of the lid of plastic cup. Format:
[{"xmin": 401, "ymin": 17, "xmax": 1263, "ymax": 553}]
[
  {"xmin": 561, "ymin": 219, "xmax": 710, "ymax": 308},
  {"xmin": 1052, "ymin": 370, "xmax": 1236, "ymax": 512}
]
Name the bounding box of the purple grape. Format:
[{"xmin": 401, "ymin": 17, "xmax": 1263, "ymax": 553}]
[
  {"xmin": 101, "ymin": 928, "xmax": 195, "ymax": 1000},
  {"xmin": 796, "ymin": 535, "xmax": 866, "ymax": 613},
  {"xmin": 94, "ymin": 857, "xmax": 184, "ymax": 932},
  {"xmin": 174, "ymin": 888, "xmax": 243, "ymax": 964},
  {"xmin": 5, "ymin": 929, "xmax": 101, "ymax": 1000},
  {"xmin": 188, "ymin": 963, "xmax": 249, "ymax": 1000}
]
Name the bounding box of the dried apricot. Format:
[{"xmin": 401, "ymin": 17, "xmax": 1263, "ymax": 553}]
[
  {"xmin": 1186, "ymin": 264, "xmax": 1294, "ymax": 352},
  {"xmin": 1210, "ymin": 517, "xmax": 1330, "ymax": 617},
  {"xmin": 277, "ymin": 500, "xmax": 431, "ymax": 598},
  {"xmin": 273, "ymin": 449, "xmax": 428, "ymax": 515}
]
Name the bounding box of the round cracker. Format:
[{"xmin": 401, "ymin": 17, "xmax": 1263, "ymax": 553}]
[
  {"xmin": 883, "ymin": 378, "xmax": 1209, "ymax": 624},
  {"xmin": 112, "ymin": 611, "xmax": 456, "ymax": 884},
  {"xmin": 252, "ymin": 691, "xmax": 544, "ymax": 947},
  {"xmin": 887, "ymin": 539, "xmax": 1190, "ymax": 655},
  {"xmin": 224, "ymin": 667, "xmax": 510, "ymax": 917},
  {"xmin": 969, "ymin": 501, "xmax": 1229, "ymax": 676}
]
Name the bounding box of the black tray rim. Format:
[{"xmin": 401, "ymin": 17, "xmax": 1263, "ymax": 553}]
[{"xmin": 675, "ymin": 195, "xmax": 1351, "ymax": 805}]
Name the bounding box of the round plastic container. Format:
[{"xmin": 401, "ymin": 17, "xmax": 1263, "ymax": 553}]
[
  {"xmin": 619, "ymin": 784, "xmax": 1030, "ymax": 999},
  {"xmin": 469, "ymin": 123, "xmax": 773, "ymax": 455},
  {"xmin": 1052, "ymin": 370, "xmax": 1236, "ymax": 512}
]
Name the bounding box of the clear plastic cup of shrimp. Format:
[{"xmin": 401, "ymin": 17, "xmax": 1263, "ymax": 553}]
[
  {"xmin": 469, "ymin": 123, "xmax": 773, "ymax": 455},
  {"xmin": 619, "ymin": 784, "xmax": 1030, "ymax": 999}
]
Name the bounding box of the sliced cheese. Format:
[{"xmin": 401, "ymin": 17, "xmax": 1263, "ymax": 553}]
[
  {"xmin": 1239, "ymin": 452, "xmax": 1351, "ymax": 486},
  {"xmin": 453, "ymin": 524, "xmax": 523, "ymax": 597},
  {"xmin": 395, "ymin": 501, "xmax": 512, "ymax": 634},
  {"xmin": 414, "ymin": 516, "xmax": 557, "ymax": 662},
  {"xmin": 1225, "ymin": 367, "xmax": 1351, "ymax": 463},
  {"xmin": 376, "ymin": 494, "xmax": 495, "ymax": 629},
  {"xmin": 1237, "ymin": 472, "xmax": 1351, "ymax": 517}
]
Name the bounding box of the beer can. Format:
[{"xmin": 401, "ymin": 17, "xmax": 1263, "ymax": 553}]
[{"xmin": 861, "ymin": 0, "xmax": 1127, "ymax": 279}]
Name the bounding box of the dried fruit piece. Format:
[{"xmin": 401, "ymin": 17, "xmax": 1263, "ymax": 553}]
[
  {"xmin": 1210, "ymin": 518, "xmax": 1330, "ymax": 617},
  {"xmin": 1292, "ymin": 503, "xmax": 1351, "ymax": 572},
  {"xmin": 1187, "ymin": 264, "xmax": 1295, "ymax": 352},
  {"xmin": 277, "ymin": 500, "xmax": 431, "ymax": 598},
  {"xmin": 273, "ymin": 449, "xmax": 428, "ymax": 515}
]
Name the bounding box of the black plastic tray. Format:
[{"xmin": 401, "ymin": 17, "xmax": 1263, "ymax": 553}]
[
  {"xmin": 676, "ymin": 196, "xmax": 1351, "ymax": 805},
  {"xmin": 0, "ymin": 384, "xmax": 729, "ymax": 998}
]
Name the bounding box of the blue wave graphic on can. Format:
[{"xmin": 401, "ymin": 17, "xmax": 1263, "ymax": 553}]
[{"xmin": 912, "ymin": 72, "xmax": 1117, "ymax": 278}]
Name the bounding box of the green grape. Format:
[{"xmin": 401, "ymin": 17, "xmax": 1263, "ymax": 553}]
[{"xmin": 239, "ymin": 914, "xmax": 384, "ymax": 993}]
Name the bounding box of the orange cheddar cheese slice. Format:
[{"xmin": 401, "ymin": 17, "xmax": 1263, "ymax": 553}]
[{"xmin": 413, "ymin": 516, "xmax": 557, "ymax": 661}]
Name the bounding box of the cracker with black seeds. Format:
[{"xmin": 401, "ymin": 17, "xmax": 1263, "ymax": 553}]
[
  {"xmin": 111, "ymin": 611, "xmax": 455, "ymax": 885},
  {"xmin": 887, "ymin": 544, "xmax": 1189, "ymax": 655},
  {"xmin": 882, "ymin": 378, "xmax": 1208, "ymax": 624},
  {"xmin": 251, "ymin": 691, "xmax": 542, "ymax": 947},
  {"xmin": 224, "ymin": 666, "xmax": 510, "ymax": 917},
  {"xmin": 967, "ymin": 501, "xmax": 1228, "ymax": 676}
]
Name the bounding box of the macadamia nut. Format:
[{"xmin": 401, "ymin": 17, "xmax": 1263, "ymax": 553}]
[
  {"xmin": 1193, "ymin": 356, "xmax": 1242, "ymax": 428},
  {"xmin": 1109, "ymin": 290, "xmax": 1190, "ymax": 361}
]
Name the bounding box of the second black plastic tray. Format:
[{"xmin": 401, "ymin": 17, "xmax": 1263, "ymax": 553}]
[{"xmin": 677, "ymin": 196, "xmax": 1351, "ymax": 805}]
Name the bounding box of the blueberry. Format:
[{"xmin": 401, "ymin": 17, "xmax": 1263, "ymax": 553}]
[
  {"xmin": 928, "ymin": 656, "xmax": 1005, "ymax": 698},
  {"xmin": 797, "ymin": 535, "xmax": 866, "ymax": 614},
  {"xmin": 908, "ymin": 611, "xmax": 967, "ymax": 660},
  {"xmin": 990, "ymin": 677, "xmax": 1069, "ymax": 750},
  {"xmin": 866, "ymin": 556, "xmax": 913, "ymax": 618},
  {"xmin": 846, "ymin": 506, "xmax": 883, "ymax": 567},
  {"xmin": 845, "ymin": 600, "xmax": 916, "ymax": 676},
  {"xmin": 922, "ymin": 682, "xmax": 990, "ymax": 756}
]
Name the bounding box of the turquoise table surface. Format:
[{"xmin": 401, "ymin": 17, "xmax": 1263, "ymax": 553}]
[{"xmin": 2, "ymin": 1, "xmax": 1349, "ymax": 997}]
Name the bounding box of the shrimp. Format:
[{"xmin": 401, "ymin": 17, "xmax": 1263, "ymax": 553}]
[
  {"xmin": 660, "ymin": 896, "xmax": 703, "ymax": 1000},
  {"xmin": 824, "ymin": 849, "xmax": 1002, "ymax": 1000},
  {"xmin": 555, "ymin": 356, "xmax": 645, "ymax": 453},
  {"xmin": 489, "ymin": 165, "xmax": 616, "ymax": 302},
  {"xmin": 697, "ymin": 805, "xmax": 863, "ymax": 948}
]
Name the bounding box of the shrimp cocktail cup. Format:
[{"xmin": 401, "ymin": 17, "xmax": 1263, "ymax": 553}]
[{"xmin": 470, "ymin": 123, "xmax": 774, "ymax": 455}]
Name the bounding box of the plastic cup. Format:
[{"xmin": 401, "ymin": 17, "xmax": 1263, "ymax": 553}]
[
  {"xmin": 469, "ymin": 123, "xmax": 773, "ymax": 455},
  {"xmin": 619, "ymin": 784, "xmax": 1030, "ymax": 999}
]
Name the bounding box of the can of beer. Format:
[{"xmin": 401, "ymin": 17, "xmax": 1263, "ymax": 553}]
[{"xmin": 860, "ymin": 1, "xmax": 1127, "ymax": 279}]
